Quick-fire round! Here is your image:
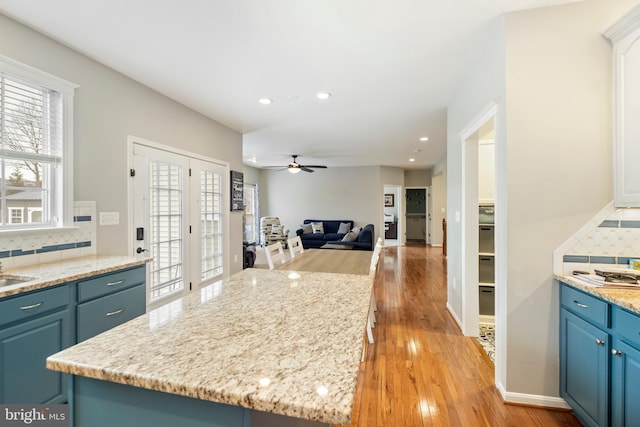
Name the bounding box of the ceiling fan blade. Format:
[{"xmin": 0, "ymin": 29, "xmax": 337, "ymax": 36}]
[
  {"xmin": 300, "ymin": 165, "xmax": 327, "ymax": 169},
  {"xmin": 301, "ymin": 167, "xmax": 315, "ymax": 173}
]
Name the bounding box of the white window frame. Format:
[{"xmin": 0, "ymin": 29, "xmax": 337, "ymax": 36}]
[
  {"xmin": 27, "ymin": 207, "xmax": 42, "ymax": 223},
  {"xmin": 8, "ymin": 207, "xmax": 23, "ymax": 224},
  {"xmin": 0, "ymin": 55, "xmax": 77, "ymax": 231}
]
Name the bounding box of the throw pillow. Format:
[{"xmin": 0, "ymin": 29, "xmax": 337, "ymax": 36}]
[
  {"xmin": 311, "ymin": 222, "xmax": 324, "ymax": 234},
  {"xmin": 337, "ymin": 222, "xmax": 351, "ymax": 234},
  {"xmin": 300, "ymin": 223, "xmax": 313, "ymax": 234},
  {"xmin": 342, "ymin": 229, "xmax": 360, "ymax": 242},
  {"xmin": 271, "ymin": 224, "xmax": 283, "ymax": 235}
]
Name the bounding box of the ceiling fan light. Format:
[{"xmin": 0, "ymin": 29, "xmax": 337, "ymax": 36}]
[{"xmin": 288, "ymin": 167, "xmax": 301, "ymax": 174}]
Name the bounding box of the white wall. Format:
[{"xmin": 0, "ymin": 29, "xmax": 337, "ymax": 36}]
[
  {"xmin": 447, "ymin": 0, "xmax": 640, "ymax": 403},
  {"xmin": 447, "ymin": 15, "xmax": 506, "ymax": 333},
  {"xmin": 0, "ymin": 13, "xmax": 245, "ymax": 272},
  {"xmin": 260, "ymin": 166, "xmax": 382, "ymax": 240},
  {"xmin": 478, "ymin": 141, "xmax": 495, "ymax": 203},
  {"xmin": 502, "ymin": 0, "xmax": 637, "ymax": 397},
  {"xmin": 431, "ymin": 172, "xmax": 446, "ymax": 246}
]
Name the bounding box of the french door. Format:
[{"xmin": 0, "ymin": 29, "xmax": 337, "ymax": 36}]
[{"xmin": 131, "ymin": 142, "xmax": 227, "ymax": 308}]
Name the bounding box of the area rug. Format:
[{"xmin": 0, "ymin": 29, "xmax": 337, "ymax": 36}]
[{"xmin": 477, "ymin": 323, "xmax": 495, "ymax": 363}]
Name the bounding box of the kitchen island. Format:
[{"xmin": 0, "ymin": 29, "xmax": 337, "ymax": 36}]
[{"xmin": 47, "ymin": 268, "xmax": 373, "ymax": 427}]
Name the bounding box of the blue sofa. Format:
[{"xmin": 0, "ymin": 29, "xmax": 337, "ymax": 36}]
[{"xmin": 296, "ymin": 219, "xmax": 374, "ymax": 250}]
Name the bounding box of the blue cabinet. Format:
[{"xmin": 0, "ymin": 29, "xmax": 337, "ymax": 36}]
[
  {"xmin": 560, "ymin": 282, "xmax": 640, "ymax": 427},
  {"xmin": 560, "ymin": 308, "xmax": 609, "ymax": 427},
  {"xmin": 76, "ymin": 267, "xmax": 146, "ymax": 342},
  {"xmin": 0, "ymin": 264, "xmax": 146, "ymax": 404},
  {"xmin": 611, "ymin": 338, "xmax": 640, "ymax": 426},
  {"xmin": 0, "ymin": 285, "xmax": 71, "ymax": 404}
]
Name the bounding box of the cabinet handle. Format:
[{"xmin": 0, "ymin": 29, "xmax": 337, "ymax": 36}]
[
  {"xmin": 106, "ymin": 308, "xmax": 125, "ymax": 317},
  {"xmin": 595, "ymin": 339, "xmax": 605, "ymax": 346},
  {"xmin": 573, "ymin": 300, "xmax": 588, "ymax": 308},
  {"xmin": 612, "ymin": 349, "xmax": 623, "ymax": 356},
  {"xmin": 106, "ymin": 280, "xmax": 125, "ymax": 287},
  {"xmin": 20, "ymin": 301, "xmax": 44, "ymax": 311}
]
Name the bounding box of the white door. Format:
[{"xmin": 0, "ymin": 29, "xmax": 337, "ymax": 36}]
[
  {"xmin": 133, "ymin": 144, "xmax": 190, "ymax": 307},
  {"xmin": 190, "ymin": 158, "xmax": 226, "ymax": 285},
  {"xmin": 132, "ymin": 143, "xmax": 227, "ymax": 308}
]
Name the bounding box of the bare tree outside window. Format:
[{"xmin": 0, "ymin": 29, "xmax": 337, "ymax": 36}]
[{"xmin": 1, "ymin": 75, "xmax": 55, "ymax": 227}]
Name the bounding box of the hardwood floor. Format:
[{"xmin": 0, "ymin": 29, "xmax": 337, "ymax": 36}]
[{"xmin": 337, "ymin": 245, "xmax": 581, "ymax": 427}]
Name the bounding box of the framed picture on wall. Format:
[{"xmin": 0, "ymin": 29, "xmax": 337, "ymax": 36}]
[
  {"xmin": 230, "ymin": 170, "xmax": 244, "ymax": 211},
  {"xmin": 384, "ymin": 194, "xmax": 394, "ymax": 207}
]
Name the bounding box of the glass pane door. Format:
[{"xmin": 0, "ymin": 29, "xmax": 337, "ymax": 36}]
[
  {"xmin": 133, "ymin": 144, "xmax": 190, "ymax": 306},
  {"xmin": 191, "ymin": 158, "xmax": 226, "ymax": 286}
]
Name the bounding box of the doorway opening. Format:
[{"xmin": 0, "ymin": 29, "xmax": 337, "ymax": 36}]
[
  {"xmin": 460, "ymin": 102, "xmax": 500, "ymax": 370},
  {"xmin": 405, "ymin": 187, "xmax": 429, "ymax": 244},
  {"xmin": 383, "ymin": 185, "xmax": 402, "ymax": 247}
]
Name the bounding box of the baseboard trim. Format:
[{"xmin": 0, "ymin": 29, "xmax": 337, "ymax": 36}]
[
  {"xmin": 446, "ymin": 302, "xmax": 463, "ymax": 332},
  {"xmin": 501, "ymin": 390, "xmax": 571, "ymax": 410}
]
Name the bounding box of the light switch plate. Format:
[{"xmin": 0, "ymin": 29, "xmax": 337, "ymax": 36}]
[{"xmin": 99, "ymin": 212, "xmax": 120, "ymax": 226}]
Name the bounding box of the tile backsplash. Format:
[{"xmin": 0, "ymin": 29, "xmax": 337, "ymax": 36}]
[
  {"xmin": 0, "ymin": 201, "xmax": 97, "ymax": 268},
  {"xmin": 554, "ymin": 202, "xmax": 640, "ymax": 274}
]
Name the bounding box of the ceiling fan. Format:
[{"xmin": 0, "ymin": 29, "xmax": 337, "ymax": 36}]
[{"xmin": 265, "ymin": 155, "xmax": 328, "ymax": 174}]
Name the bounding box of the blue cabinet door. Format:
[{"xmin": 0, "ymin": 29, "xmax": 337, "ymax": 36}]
[
  {"xmin": 611, "ymin": 338, "xmax": 640, "ymax": 426},
  {"xmin": 0, "ymin": 309, "xmax": 71, "ymax": 403},
  {"xmin": 560, "ymin": 308, "xmax": 609, "ymax": 427}
]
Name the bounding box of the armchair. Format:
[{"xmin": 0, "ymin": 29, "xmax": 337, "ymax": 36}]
[{"xmin": 260, "ymin": 216, "xmax": 290, "ymax": 247}]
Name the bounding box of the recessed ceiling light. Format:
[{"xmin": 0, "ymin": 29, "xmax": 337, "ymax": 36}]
[
  {"xmin": 420, "ymin": 137, "xmax": 429, "ymax": 142},
  {"xmin": 317, "ymin": 92, "xmax": 331, "ymax": 100},
  {"xmin": 409, "ymin": 158, "xmax": 416, "ymax": 162},
  {"xmin": 259, "ymin": 98, "xmax": 273, "ymax": 105}
]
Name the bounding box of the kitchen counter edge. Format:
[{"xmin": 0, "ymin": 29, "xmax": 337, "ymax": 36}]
[
  {"xmin": 555, "ymin": 274, "xmax": 640, "ymax": 315},
  {"xmin": 0, "ymin": 255, "xmax": 151, "ymax": 298}
]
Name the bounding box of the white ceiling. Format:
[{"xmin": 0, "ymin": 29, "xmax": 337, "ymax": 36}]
[{"xmin": 0, "ymin": 0, "xmax": 578, "ymax": 170}]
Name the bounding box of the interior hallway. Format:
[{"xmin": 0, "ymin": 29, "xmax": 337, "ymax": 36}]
[{"xmin": 338, "ymin": 245, "xmax": 581, "ymax": 427}]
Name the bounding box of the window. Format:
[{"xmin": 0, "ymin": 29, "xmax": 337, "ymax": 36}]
[
  {"xmin": 8, "ymin": 207, "xmax": 23, "ymax": 224},
  {"xmin": 243, "ymin": 183, "xmax": 258, "ymax": 243},
  {"xmin": 0, "ymin": 56, "xmax": 76, "ymax": 230}
]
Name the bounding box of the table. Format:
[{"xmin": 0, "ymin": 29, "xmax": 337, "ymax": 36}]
[
  {"xmin": 47, "ymin": 268, "xmax": 373, "ymax": 427},
  {"xmin": 277, "ymin": 248, "xmax": 373, "ymax": 275}
]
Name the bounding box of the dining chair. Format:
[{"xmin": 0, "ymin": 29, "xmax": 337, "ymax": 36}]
[
  {"xmin": 367, "ymin": 240, "xmax": 383, "ymax": 331},
  {"xmin": 287, "ymin": 236, "xmax": 304, "ymax": 258},
  {"xmin": 265, "ymin": 242, "xmax": 287, "ymax": 270}
]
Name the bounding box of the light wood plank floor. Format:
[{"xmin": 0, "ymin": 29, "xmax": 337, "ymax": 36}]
[{"xmin": 337, "ymin": 245, "xmax": 581, "ymax": 427}]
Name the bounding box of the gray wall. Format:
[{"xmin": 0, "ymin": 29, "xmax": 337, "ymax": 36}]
[
  {"xmin": 404, "ymin": 169, "xmax": 431, "ymax": 187},
  {"xmin": 0, "ymin": 13, "xmax": 244, "ymax": 272},
  {"xmin": 259, "ymin": 166, "xmax": 383, "ymax": 241},
  {"xmin": 446, "ymin": 0, "xmax": 639, "ymax": 402}
]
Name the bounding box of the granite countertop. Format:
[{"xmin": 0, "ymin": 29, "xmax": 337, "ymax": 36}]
[
  {"xmin": 0, "ymin": 255, "xmax": 150, "ymax": 298},
  {"xmin": 555, "ymin": 274, "xmax": 640, "ymax": 314},
  {"xmin": 47, "ymin": 268, "xmax": 373, "ymax": 425}
]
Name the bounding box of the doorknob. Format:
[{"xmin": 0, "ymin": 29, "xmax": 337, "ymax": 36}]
[{"xmin": 136, "ymin": 247, "xmax": 148, "ymax": 254}]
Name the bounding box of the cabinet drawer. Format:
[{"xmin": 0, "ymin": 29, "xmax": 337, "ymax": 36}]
[
  {"xmin": 612, "ymin": 306, "xmax": 640, "ymax": 348},
  {"xmin": 561, "ymin": 284, "xmax": 609, "ymax": 329},
  {"xmin": 77, "ymin": 284, "xmax": 145, "ymax": 342},
  {"xmin": 77, "ymin": 266, "xmax": 145, "ymax": 302},
  {"xmin": 0, "ymin": 285, "xmax": 69, "ymax": 327}
]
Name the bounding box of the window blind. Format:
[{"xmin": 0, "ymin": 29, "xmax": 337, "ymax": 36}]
[{"xmin": 0, "ymin": 73, "xmax": 63, "ymax": 162}]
